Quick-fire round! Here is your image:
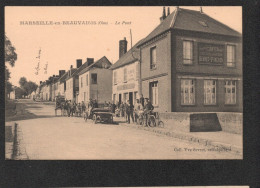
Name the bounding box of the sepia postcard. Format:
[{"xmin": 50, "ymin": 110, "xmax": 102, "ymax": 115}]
[{"xmin": 5, "ymin": 6, "xmax": 243, "ymax": 160}]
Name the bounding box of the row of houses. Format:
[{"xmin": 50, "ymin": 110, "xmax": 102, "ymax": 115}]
[{"xmin": 37, "ymin": 7, "xmax": 242, "ymax": 112}]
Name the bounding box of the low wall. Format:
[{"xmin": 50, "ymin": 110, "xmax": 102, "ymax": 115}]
[{"xmin": 159, "ymin": 112, "xmax": 243, "ymax": 135}]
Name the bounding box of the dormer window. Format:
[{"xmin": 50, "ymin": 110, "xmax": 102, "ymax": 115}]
[{"xmin": 198, "ymin": 21, "xmax": 208, "ymax": 27}]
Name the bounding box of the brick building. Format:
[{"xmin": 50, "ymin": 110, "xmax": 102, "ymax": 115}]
[{"xmin": 138, "ymin": 7, "xmax": 242, "ymax": 112}]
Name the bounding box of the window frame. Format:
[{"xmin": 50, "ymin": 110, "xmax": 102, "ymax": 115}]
[
  {"xmin": 80, "ymin": 77, "xmax": 83, "ymax": 88},
  {"xmin": 181, "ymin": 79, "xmax": 195, "ymax": 105},
  {"xmin": 86, "ymin": 74, "xmax": 88, "ymax": 86},
  {"xmin": 204, "ymin": 80, "xmax": 217, "ymax": 105},
  {"xmin": 123, "ymin": 68, "xmax": 127, "ymax": 83},
  {"xmin": 183, "ymin": 40, "xmax": 194, "ymax": 65},
  {"xmin": 150, "ymin": 81, "xmax": 159, "ymax": 106},
  {"xmin": 91, "ymin": 73, "xmax": 97, "ymax": 84},
  {"xmin": 113, "ymin": 71, "xmax": 117, "ymax": 85},
  {"xmin": 224, "ymin": 80, "xmax": 237, "ymax": 105},
  {"xmin": 150, "ymin": 46, "xmax": 157, "ymax": 70},
  {"xmin": 226, "ymin": 44, "xmax": 236, "ymax": 67}
]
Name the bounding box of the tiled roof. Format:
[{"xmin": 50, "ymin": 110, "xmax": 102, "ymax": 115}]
[
  {"xmin": 109, "ymin": 38, "xmax": 144, "ymax": 70},
  {"xmin": 65, "ymin": 68, "xmax": 78, "ymax": 81},
  {"xmin": 78, "ymin": 56, "xmax": 112, "ymax": 75},
  {"xmin": 138, "ymin": 8, "xmax": 241, "ymax": 46}
]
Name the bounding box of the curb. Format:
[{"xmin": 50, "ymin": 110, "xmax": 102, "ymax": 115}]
[{"xmin": 118, "ymin": 122, "xmax": 242, "ymax": 156}]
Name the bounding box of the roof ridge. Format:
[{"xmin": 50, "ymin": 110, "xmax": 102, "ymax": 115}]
[{"xmin": 170, "ymin": 8, "xmax": 178, "ymax": 28}]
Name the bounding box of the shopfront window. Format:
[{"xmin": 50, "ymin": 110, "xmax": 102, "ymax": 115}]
[
  {"xmin": 181, "ymin": 79, "xmax": 195, "ymax": 105},
  {"xmin": 204, "ymin": 80, "xmax": 216, "ymax": 105},
  {"xmin": 227, "ymin": 45, "xmax": 236, "ymax": 67},
  {"xmin": 183, "ymin": 40, "xmax": 193, "ymax": 64},
  {"xmin": 225, "ymin": 80, "xmax": 236, "ymax": 104}
]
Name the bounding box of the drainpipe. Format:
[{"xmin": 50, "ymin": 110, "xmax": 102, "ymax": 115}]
[{"xmin": 138, "ymin": 47, "xmax": 142, "ymax": 97}]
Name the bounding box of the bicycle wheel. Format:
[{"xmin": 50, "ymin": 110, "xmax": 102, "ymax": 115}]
[
  {"xmin": 148, "ymin": 115, "xmax": 156, "ymax": 127},
  {"xmin": 158, "ymin": 120, "xmax": 164, "ymax": 128}
]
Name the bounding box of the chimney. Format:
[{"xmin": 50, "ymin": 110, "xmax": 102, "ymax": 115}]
[
  {"xmin": 200, "ymin": 6, "xmax": 203, "ymax": 13},
  {"xmin": 160, "ymin": 6, "xmax": 166, "ymax": 23},
  {"xmin": 40, "ymin": 81, "xmax": 42, "ymax": 84},
  {"xmin": 87, "ymin": 58, "xmax": 94, "ymax": 66},
  {"xmin": 76, "ymin": 59, "xmax": 82, "ymax": 68},
  {"xmin": 167, "ymin": 7, "xmax": 170, "ymax": 16},
  {"xmin": 59, "ymin": 70, "xmax": 65, "ymax": 77},
  {"xmin": 119, "ymin": 37, "xmax": 128, "ymax": 58}
]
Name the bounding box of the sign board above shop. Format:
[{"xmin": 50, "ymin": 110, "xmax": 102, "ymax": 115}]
[{"xmin": 198, "ymin": 43, "xmax": 225, "ymax": 65}]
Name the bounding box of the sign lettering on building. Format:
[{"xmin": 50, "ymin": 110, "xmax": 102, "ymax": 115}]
[
  {"xmin": 198, "ymin": 43, "xmax": 224, "ymax": 65},
  {"xmin": 117, "ymin": 83, "xmax": 135, "ymax": 91}
]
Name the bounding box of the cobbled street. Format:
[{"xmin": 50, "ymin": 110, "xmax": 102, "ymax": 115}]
[{"xmin": 7, "ymin": 99, "xmax": 241, "ymax": 160}]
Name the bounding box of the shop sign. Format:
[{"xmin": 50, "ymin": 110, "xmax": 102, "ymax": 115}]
[
  {"xmin": 117, "ymin": 83, "xmax": 135, "ymax": 91},
  {"xmin": 198, "ymin": 43, "xmax": 224, "ymax": 65}
]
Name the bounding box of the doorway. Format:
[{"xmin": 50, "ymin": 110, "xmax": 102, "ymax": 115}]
[
  {"xmin": 119, "ymin": 94, "xmax": 122, "ymax": 104},
  {"xmin": 129, "ymin": 92, "xmax": 133, "ymax": 105}
]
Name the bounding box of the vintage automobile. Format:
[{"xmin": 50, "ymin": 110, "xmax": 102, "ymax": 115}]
[{"xmin": 84, "ymin": 107, "xmax": 113, "ymax": 124}]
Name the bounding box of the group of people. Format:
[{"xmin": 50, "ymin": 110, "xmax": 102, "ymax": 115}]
[
  {"xmin": 114, "ymin": 94, "xmax": 154, "ymax": 126},
  {"xmin": 57, "ymin": 94, "xmax": 154, "ymax": 126}
]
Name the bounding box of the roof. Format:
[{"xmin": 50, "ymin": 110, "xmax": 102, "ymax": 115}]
[
  {"xmin": 138, "ymin": 8, "xmax": 241, "ymax": 46},
  {"xmin": 58, "ymin": 71, "xmax": 69, "ymax": 83},
  {"xmin": 78, "ymin": 56, "xmax": 112, "ymax": 75},
  {"xmin": 65, "ymin": 67, "xmax": 80, "ymax": 81},
  {"xmin": 109, "ymin": 38, "xmax": 144, "ymax": 70}
]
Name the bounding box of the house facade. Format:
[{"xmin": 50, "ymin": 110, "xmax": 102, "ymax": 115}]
[
  {"xmin": 110, "ymin": 38, "xmax": 143, "ymax": 105},
  {"xmin": 78, "ymin": 56, "xmax": 112, "ymax": 104},
  {"xmin": 139, "ymin": 7, "xmax": 242, "ymax": 112}
]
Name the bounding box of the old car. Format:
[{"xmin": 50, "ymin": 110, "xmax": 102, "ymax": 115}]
[{"xmin": 84, "ymin": 107, "xmax": 113, "ymax": 124}]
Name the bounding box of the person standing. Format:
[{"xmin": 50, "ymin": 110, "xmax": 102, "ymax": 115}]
[
  {"xmin": 125, "ymin": 100, "xmax": 134, "ymax": 124},
  {"xmin": 139, "ymin": 94, "xmax": 145, "ymax": 107},
  {"xmin": 143, "ymin": 98, "xmax": 154, "ymax": 126},
  {"xmin": 134, "ymin": 99, "xmax": 143, "ymax": 123}
]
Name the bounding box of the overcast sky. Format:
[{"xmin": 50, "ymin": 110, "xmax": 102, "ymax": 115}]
[{"xmin": 5, "ymin": 6, "xmax": 242, "ymax": 86}]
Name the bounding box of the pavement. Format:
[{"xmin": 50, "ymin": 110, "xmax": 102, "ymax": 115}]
[
  {"xmin": 5, "ymin": 99, "xmax": 242, "ymax": 160},
  {"xmin": 115, "ymin": 117, "xmax": 243, "ymax": 156}
]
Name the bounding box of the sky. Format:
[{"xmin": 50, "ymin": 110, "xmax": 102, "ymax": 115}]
[{"xmin": 5, "ymin": 6, "xmax": 242, "ymax": 86}]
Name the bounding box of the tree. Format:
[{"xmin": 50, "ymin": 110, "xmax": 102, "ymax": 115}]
[
  {"xmin": 5, "ymin": 81, "xmax": 13, "ymax": 96},
  {"xmin": 5, "ymin": 34, "xmax": 17, "ymax": 67},
  {"xmin": 5, "ymin": 34, "xmax": 17, "ymax": 100},
  {"xmin": 23, "ymin": 81, "xmax": 38, "ymax": 95},
  {"xmin": 19, "ymin": 77, "xmax": 27, "ymax": 88}
]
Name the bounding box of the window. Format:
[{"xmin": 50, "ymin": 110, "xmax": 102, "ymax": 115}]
[
  {"xmin": 183, "ymin": 40, "xmax": 193, "ymax": 64},
  {"xmin": 150, "ymin": 47, "xmax": 156, "ymax": 69},
  {"xmin": 150, "ymin": 82, "xmax": 158, "ymax": 106},
  {"xmin": 80, "ymin": 77, "xmax": 83, "ymax": 88},
  {"xmin": 84, "ymin": 92, "xmax": 86, "ymax": 102},
  {"xmin": 86, "ymin": 74, "xmax": 88, "ymax": 86},
  {"xmin": 227, "ymin": 45, "xmax": 236, "ymax": 67},
  {"xmin": 91, "ymin": 73, "xmax": 97, "ymax": 84},
  {"xmin": 123, "ymin": 68, "xmax": 127, "ymax": 82},
  {"xmin": 204, "ymin": 80, "xmax": 216, "ymax": 105},
  {"xmin": 225, "ymin": 80, "xmax": 236, "ymax": 104},
  {"xmin": 114, "ymin": 71, "xmax": 117, "ymax": 85},
  {"xmin": 181, "ymin": 79, "xmax": 195, "ymax": 105}
]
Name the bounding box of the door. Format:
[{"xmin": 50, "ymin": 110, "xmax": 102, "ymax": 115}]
[
  {"xmin": 119, "ymin": 94, "xmax": 122, "ymax": 104},
  {"xmin": 129, "ymin": 92, "xmax": 133, "ymax": 105}
]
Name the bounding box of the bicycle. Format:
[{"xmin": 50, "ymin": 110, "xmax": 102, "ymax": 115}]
[{"xmin": 147, "ymin": 111, "xmax": 164, "ymax": 128}]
